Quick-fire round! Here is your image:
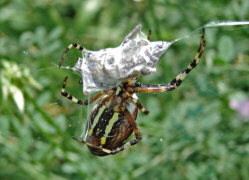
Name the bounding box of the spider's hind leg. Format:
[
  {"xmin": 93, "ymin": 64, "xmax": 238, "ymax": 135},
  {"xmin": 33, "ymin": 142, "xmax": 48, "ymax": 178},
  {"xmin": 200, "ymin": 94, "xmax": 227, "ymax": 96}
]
[
  {"xmin": 135, "ymin": 28, "xmax": 206, "ymax": 93},
  {"xmin": 169, "ymin": 28, "xmax": 205, "ymax": 88}
]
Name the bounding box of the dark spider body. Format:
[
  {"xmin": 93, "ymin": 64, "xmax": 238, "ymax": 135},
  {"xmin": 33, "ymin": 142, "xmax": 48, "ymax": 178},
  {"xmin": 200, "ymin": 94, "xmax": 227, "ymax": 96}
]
[
  {"xmin": 62, "ymin": 78, "xmax": 143, "ymax": 156},
  {"xmin": 60, "ymin": 28, "xmax": 206, "ymax": 156},
  {"xmin": 83, "ymin": 86, "xmax": 138, "ymax": 156}
]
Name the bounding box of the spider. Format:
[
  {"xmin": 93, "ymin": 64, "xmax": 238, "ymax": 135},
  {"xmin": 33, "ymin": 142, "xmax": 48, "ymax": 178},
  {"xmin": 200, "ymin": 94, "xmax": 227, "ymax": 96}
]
[{"xmin": 60, "ymin": 28, "xmax": 205, "ymax": 156}]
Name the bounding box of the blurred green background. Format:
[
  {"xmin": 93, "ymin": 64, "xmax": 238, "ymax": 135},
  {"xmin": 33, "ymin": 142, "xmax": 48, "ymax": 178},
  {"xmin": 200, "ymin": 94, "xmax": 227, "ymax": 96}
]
[{"xmin": 1, "ymin": 0, "xmax": 249, "ymax": 179}]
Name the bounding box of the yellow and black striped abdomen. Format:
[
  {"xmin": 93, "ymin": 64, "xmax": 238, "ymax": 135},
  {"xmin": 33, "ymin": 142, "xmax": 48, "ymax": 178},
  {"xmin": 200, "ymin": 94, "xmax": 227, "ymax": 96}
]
[
  {"xmin": 86, "ymin": 95, "xmax": 138, "ymax": 156},
  {"xmin": 90, "ymin": 104, "xmax": 120, "ymax": 138}
]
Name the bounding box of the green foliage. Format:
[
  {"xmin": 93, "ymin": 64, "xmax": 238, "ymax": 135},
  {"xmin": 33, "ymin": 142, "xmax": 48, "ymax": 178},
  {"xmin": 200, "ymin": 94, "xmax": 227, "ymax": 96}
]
[{"xmin": 1, "ymin": 0, "xmax": 249, "ymax": 179}]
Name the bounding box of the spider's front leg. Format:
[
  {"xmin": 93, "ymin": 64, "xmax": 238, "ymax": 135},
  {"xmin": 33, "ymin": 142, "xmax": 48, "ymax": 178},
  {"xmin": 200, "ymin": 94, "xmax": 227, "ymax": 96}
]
[
  {"xmin": 61, "ymin": 77, "xmax": 114, "ymax": 105},
  {"xmin": 59, "ymin": 42, "xmax": 86, "ymax": 67},
  {"xmin": 135, "ymin": 28, "xmax": 206, "ymax": 93}
]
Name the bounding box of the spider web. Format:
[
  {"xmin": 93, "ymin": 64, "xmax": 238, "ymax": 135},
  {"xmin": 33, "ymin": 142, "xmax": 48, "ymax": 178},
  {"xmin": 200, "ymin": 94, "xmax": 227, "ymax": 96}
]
[
  {"xmin": 69, "ymin": 22, "xmax": 249, "ymax": 140},
  {"xmin": 6, "ymin": 22, "xmax": 249, "ymax": 142},
  {"xmin": 72, "ymin": 21, "xmax": 249, "ymax": 95}
]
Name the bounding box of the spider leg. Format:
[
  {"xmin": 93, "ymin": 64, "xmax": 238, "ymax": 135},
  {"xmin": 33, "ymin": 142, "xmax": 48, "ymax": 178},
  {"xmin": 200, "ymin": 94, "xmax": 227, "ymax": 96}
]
[
  {"xmin": 72, "ymin": 136, "xmax": 114, "ymax": 154},
  {"xmin": 72, "ymin": 136, "xmax": 130, "ymax": 155},
  {"xmin": 120, "ymin": 86, "xmax": 149, "ymax": 115},
  {"xmin": 129, "ymin": 96, "xmax": 149, "ymax": 115},
  {"xmin": 135, "ymin": 28, "xmax": 205, "ymax": 93},
  {"xmin": 108, "ymin": 108, "xmax": 142, "ymax": 154},
  {"xmin": 59, "ymin": 42, "xmax": 86, "ymax": 67},
  {"xmin": 61, "ymin": 77, "xmax": 114, "ymax": 105},
  {"xmin": 147, "ymin": 29, "xmax": 151, "ymax": 40},
  {"xmin": 73, "ymin": 108, "xmax": 142, "ymax": 155}
]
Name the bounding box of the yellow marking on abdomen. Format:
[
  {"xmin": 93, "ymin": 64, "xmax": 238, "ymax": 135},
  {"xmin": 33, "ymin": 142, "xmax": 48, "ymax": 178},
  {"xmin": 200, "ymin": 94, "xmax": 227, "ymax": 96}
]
[
  {"xmin": 92, "ymin": 105, "xmax": 106, "ymax": 129},
  {"xmin": 104, "ymin": 112, "xmax": 119, "ymax": 136},
  {"xmin": 101, "ymin": 136, "xmax": 106, "ymax": 145},
  {"xmin": 88, "ymin": 128, "xmax": 93, "ymax": 136}
]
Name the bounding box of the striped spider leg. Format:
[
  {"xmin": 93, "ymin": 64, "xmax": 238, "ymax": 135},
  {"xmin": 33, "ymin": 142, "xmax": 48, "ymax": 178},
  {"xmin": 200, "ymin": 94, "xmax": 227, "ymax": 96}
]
[
  {"xmin": 59, "ymin": 43, "xmax": 86, "ymax": 68},
  {"xmin": 134, "ymin": 28, "xmax": 205, "ymax": 94}
]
